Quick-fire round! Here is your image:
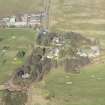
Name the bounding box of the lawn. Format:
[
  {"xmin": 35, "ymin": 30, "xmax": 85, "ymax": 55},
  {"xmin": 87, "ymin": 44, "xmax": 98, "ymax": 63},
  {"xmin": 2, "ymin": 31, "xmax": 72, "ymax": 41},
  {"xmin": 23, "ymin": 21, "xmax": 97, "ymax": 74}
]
[{"xmin": 0, "ymin": 28, "xmax": 35, "ymax": 84}]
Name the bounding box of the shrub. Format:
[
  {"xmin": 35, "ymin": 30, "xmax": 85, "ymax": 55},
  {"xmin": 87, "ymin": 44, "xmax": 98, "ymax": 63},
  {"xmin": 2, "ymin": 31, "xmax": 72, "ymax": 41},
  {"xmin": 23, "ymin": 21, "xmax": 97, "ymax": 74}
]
[
  {"xmin": 17, "ymin": 49, "xmax": 26, "ymax": 58},
  {"xmin": 0, "ymin": 37, "xmax": 4, "ymax": 42}
]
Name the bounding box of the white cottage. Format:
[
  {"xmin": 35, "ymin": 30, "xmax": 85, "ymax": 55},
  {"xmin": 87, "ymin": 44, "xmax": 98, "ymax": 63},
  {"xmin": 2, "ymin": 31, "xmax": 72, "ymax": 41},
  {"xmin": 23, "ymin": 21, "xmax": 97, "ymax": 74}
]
[{"xmin": 7, "ymin": 16, "xmax": 16, "ymax": 27}]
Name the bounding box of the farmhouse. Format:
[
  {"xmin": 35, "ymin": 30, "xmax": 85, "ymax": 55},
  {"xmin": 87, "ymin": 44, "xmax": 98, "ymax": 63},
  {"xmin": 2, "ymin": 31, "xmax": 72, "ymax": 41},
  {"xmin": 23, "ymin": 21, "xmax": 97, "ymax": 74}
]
[{"xmin": 7, "ymin": 16, "xmax": 27, "ymax": 27}]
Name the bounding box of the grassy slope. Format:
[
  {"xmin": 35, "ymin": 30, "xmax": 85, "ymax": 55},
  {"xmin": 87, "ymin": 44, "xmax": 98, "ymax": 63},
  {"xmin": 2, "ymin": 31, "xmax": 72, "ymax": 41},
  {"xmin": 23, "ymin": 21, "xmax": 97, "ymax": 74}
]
[{"xmin": 0, "ymin": 28, "xmax": 35, "ymax": 84}]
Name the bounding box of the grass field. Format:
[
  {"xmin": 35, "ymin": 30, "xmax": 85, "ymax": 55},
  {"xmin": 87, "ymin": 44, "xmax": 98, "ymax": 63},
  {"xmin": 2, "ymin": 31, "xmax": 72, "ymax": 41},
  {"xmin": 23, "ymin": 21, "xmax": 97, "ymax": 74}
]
[
  {"xmin": 28, "ymin": 64, "xmax": 105, "ymax": 105},
  {"xmin": 0, "ymin": 28, "xmax": 35, "ymax": 84}
]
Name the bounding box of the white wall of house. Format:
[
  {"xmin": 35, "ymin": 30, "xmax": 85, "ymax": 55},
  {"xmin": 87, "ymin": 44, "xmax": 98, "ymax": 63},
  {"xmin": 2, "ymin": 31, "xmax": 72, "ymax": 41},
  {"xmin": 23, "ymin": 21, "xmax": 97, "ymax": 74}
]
[
  {"xmin": 9, "ymin": 16, "xmax": 16, "ymax": 25},
  {"xmin": 14, "ymin": 22, "xmax": 27, "ymax": 27}
]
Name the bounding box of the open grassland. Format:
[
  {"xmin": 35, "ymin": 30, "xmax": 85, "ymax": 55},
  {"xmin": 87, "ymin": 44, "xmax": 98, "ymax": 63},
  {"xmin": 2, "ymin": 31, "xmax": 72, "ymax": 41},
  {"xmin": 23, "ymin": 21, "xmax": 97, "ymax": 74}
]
[
  {"xmin": 0, "ymin": 28, "xmax": 35, "ymax": 84},
  {"xmin": 30, "ymin": 64, "xmax": 105, "ymax": 105}
]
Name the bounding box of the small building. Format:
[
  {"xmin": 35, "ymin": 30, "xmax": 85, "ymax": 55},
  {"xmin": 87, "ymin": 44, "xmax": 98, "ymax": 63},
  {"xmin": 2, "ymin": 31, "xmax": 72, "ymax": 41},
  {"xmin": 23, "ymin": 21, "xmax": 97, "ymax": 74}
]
[
  {"xmin": 28, "ymin": 14, "xmax": 41, "ymax": 28},
  {"xmin": 10, "ymin": 16, "xmax": 16, "ymax": 25},
  {"xmin": 21, "ymin": 14, "xmax": 28, "ymax": 23},
  {"xmin": 2, "ymin": 17, "xmax": 10, "ymax": 23},
  {"xmin": 6, "ymin": 16, "xmax": 16, "ymax": 27},
  {"xmin": 7, "ymin": 15, "xmax": 27, "ymax": 27}
]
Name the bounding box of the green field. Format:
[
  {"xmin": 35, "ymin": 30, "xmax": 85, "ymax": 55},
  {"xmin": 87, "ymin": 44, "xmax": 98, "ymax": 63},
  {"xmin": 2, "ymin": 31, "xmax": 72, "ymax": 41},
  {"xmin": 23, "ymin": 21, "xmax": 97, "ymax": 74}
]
[
  {"xmin": 28, "ymin": 64, "xmax": 105, "ymax": 105},
  {"xmin": 46, "ymin": 64, "xmax": 105, "ymax": 105},
  {"xmin": 0, "ymin": 28, "xmax": 35, "ymax": 84}
]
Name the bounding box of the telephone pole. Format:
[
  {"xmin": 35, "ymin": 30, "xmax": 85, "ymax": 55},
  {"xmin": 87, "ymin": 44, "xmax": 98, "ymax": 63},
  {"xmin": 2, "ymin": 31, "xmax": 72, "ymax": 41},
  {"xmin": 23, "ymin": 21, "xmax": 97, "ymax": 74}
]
[{"xmin": 43, "ymin": 0, "xmax": 51, "ymax": 30}]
